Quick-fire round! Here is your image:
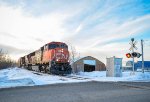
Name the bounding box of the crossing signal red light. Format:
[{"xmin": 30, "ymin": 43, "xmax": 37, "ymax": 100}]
[{"xmin": 126, "ymin": 53, "xmax": 131, "ymax": 58}]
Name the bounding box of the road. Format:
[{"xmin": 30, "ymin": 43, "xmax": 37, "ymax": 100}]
[{"xmin": 0, "ymin": 82, "xmax": 150, "ymax": 102}]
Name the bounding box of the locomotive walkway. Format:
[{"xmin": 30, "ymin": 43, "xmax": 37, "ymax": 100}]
[{"xmin": 0, "ymin": 82, "xmax": 150, "ymax": 102}]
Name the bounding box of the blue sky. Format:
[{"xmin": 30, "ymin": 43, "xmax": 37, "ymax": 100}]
[{"xmin": 0, "ymin": 0, "xmax": 150, "ymax": 64}]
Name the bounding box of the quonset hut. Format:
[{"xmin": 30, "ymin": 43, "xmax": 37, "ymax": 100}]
[{"xmin": 72, "ymin": 56, "xmax": 106, "ymax": 73}]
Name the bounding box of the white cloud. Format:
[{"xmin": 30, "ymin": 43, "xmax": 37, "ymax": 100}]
[
  {"xmin": 71, "ymin": 14, "xmax": 150, "ymax": 51},
  {"xmin": 0, "ymin": 5, "xmax": 68, "ymax": 51},
  {"xmin": 75, "ymin": 24, "xmax": 82, "ymax": 33},
  {"xmin": 0, "ymin": 1, "xmax": 150, "ymax": 63}
]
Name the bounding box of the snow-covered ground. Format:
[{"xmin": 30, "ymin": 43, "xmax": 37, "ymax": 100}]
[
  {"xmin": 78, "ymin": 71, "xmax": 150, "ymax": 82},
  {"xmin": 0, "ymin": 67, "xmax": 150, "ymax": 88},
  {"xmin": 0, "ymin": 67, "xmax": 89, "ymax": 88}
]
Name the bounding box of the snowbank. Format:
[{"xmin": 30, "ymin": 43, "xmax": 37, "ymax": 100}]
[
  {"xmin": 0, "ymin": 67, "xmax": 88, "ymax": 88},
  {"xmin": 0, "ymin": 67, "xmax": 150, "ymax": 88},
  {"xmin": 78, "ymin": 71, "xmax": 150, "ymax": 82}
]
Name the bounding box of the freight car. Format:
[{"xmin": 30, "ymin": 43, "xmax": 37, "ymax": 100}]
[{"xmin": 18, "ymin": 42, "xmax": 72, "ymax": 75}]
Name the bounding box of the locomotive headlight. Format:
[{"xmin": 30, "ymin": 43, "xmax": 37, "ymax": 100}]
[{"xmin": 61, "ymin": 49, "xmax": 63, "ymax": 52}]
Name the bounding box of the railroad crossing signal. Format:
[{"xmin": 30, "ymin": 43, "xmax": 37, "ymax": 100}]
[
  {"xmin": 129, "ymin": 41, "xmax": 138, "ymax": 50},
  {"xmin": 133, "ymin": 52, "xmax": 141, "ymax": 58},
  {"xmin": 126, "ymin": 52, "xmax": 141, "ymax": 58},
  {"xmin": 127, "ymin": 38, "xmax": 143, "ymax": 73},
  {"xmin": 126, "ymin": 38, "xmax": 141, "ymax": 58}
]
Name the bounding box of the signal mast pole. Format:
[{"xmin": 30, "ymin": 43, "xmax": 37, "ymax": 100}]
[
  {"xmin": 131, "ymin": 38, "xmax": 135, "ymax": 73},
  {"xmin": 141, "ymin": 39, "xmax": 144, "ymax": 73}
]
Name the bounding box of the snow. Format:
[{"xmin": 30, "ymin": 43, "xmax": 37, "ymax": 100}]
[
  {"xmin": 0, "ymin": 67, "xmax": 150, "ymax": 88},
  {"xmin": 78, "ymin": 71, "xmax": 150, "ymax": 82},
  {"xmin": 0, "ymin": 67, "xmax": 89, "ymax": 88}
]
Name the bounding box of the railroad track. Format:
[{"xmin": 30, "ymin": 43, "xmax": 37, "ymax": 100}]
[
  {"xmin": 32, "ymin": 71, "xmax": 90, "ymax": 81},
  {"xmin": 63, "ymin": 75, "xmax": 90, "ymax": 80}
]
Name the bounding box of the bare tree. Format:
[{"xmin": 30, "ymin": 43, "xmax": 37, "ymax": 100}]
[
  {"xmin": 0, "ymin": 49, "xmax": 16, "ymax": 69},
  {"xmin": 69, "ymin": 46, "xmax": 80, "ymax": 64}
]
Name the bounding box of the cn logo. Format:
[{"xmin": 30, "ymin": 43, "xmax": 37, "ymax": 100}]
[{"xmin": 56, "ymin": 53, "xmax": 67, "ymax": 59}]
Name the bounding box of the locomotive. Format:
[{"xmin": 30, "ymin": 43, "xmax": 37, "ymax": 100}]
[{"xmin": 18, "ymin": 41, "xmax": 72, "ymax": 75}]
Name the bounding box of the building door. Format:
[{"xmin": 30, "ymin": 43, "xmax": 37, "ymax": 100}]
[
  {"xmin": 83, "ymin": 60, "xmax": 96, "ymax": 72},
  {"xmin": 84, "ymin": 64, "xmax": 95, "ymax": 72}
]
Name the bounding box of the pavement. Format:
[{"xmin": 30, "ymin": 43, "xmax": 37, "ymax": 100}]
[{"xmin": 0, "ymin": 82, "xmax": 150, "ymax": 102}]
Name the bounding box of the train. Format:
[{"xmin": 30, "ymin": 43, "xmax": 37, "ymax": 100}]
[{"xmin": 18, "ymin": 41, "xmax": 72, "ymax": 75}]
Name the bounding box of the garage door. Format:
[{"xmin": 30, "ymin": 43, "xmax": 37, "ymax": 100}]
[
  {"xmin": 83, "ymin": 60, "xmax": 96, "ymax": 72},
  {"xmin": 84, "ymin": 64, "xmax": 95, "ymax": 72}
]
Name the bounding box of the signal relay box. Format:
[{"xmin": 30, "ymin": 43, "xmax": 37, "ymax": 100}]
[{"xmin": 106, "ymin": 56, "xmax": 122, "ymax": 77}]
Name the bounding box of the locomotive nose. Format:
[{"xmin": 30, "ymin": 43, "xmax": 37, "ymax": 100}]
[{"xmin": 55, "ymin": 48, "xmax": 68, "ymax": 62}]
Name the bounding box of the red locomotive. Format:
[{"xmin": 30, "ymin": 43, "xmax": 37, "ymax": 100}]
[{"xmin": 18, "ymin": 41, "xmax": 72, "ymax": 75}]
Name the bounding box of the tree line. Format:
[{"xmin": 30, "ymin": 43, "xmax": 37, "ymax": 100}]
[{"xmin": 0, "ymin": 49, "xmax": 16, "ymax": 69}]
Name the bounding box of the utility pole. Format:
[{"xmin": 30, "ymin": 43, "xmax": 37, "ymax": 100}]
[
  {"xmin": 141, "ymin": 39, "xmax": 144, "ymax": 73},
  {"xmin": 131, "ymin": 38, "xmax": 135, "ymax": 73}
]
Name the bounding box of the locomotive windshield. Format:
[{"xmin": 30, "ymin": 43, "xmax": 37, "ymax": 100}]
[
  {"xmin": 48, "ymin": 43, "xmax": 68, "ymax": 49},
  {"xmin": 60, "ymin": 44, "xmax": 68, "ymax": 49},
  {"xmin": 48, "ymin": 44, "xmax": 59, "ymax": 49}
]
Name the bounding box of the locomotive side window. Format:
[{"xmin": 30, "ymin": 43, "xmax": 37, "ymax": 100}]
[{"xmin": 48, "ymin": 44, "xmax": 59, "ymax": 49}]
